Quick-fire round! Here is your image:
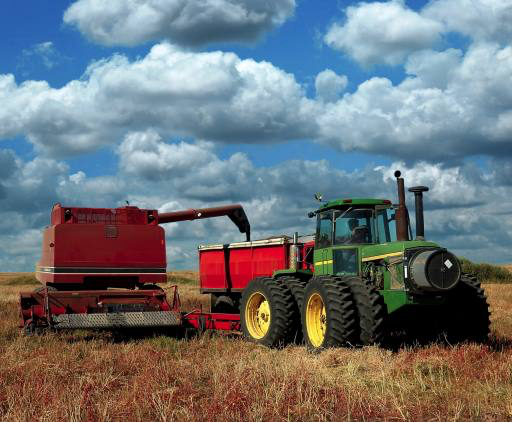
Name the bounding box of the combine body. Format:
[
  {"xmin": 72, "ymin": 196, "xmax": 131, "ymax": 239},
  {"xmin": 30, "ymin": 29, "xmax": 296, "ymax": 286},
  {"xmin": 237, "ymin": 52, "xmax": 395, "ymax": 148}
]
[
  {"xmin": 20, "ymin": 203, "xmax": 250, "ymax": 332},
  {"xmin": 36, "ymin": 204, "xmax": 166, "ymax": 288}
]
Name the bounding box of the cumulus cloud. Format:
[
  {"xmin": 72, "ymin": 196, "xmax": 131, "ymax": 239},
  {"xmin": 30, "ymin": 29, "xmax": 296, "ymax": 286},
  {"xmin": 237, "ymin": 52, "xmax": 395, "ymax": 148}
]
[
  {"xmin": 2, "ymin": 36, "xmax": 512, "ymax": 163},
  {"xmin": 315, "ymin": 69, "xmax": 348, "ymax": 102},
  {"xmin": 324, "ymin": 1, "xmax": 443, "ymax": 66},
  {"xmin": 63, "ymin": 0, "xmax": 296, "ymax": 47},
  {"xmin": 0, "ymin": 44, "xmax": 315, "ymax": 157},
  {"xmin": 318, "ymin": 42, "xmax": 512, "ymax": 161},
  {"xmin": 423, "ymin": 0, "xmax": 512, "ymax": 44}
]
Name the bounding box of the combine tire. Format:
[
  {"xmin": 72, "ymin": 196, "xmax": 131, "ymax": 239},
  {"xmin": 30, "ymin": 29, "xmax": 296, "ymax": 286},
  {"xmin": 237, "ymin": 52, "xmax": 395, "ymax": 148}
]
[
  {"xmin": 302, "ymin": 276, "xmax": 357, "ymax": 351},
  {"xmin": 241, "ymin": 277, "xmax": 297, "ymax": 347},
  {"xmin": 280, "ymin": 276, "xmax": 307, "ymax": 343},
  {"xmin": 345, "ymin": 276, "xmax": 386, "ymax": 346},
  {"xmin": 140, "ymin": 284, "xmax": 164, "ymax": 291},
  {"xmin": 442, "ymin": 274, "xmax": 490, "ymax": 343}
]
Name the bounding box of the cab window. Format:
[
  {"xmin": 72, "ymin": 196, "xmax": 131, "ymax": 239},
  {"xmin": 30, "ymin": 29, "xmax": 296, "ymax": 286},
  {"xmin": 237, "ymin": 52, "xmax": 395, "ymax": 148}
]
[
  {"xmin": 316, "ymin": 211, "xmax": 333, "ymax": 249},
  {"xmin": 376, "ymin": 208, "xmax": 397, "ymax": 243},
  {"xmin": 334, "ymin": 208, "xmax": 374, "ymax": 244}
]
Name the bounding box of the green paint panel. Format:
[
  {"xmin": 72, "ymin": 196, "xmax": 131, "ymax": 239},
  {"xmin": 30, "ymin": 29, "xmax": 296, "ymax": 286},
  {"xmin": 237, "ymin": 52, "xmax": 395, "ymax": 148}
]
[{"xmin": 360, "ymin": 240, "xmax": 439, "ymax": 260}]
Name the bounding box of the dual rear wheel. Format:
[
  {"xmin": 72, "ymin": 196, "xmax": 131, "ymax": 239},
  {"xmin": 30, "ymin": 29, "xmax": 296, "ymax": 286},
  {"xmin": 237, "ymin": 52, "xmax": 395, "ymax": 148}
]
[{"xmin": 241, "ymin": 275, "xmax": 383, "ymax": 350}]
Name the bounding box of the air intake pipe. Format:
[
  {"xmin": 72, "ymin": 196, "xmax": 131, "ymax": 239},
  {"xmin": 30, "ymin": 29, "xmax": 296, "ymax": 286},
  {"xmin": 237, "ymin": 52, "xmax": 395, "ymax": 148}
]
[
  {"xmin": 394, "ymin": 171, "xmax": 409, "ymax": 241},
  {"xmin": 158, "ymin": 204, "xmax": 251, "ymax": 241},
  {"xmin": 408, "ymin": 186, "xmax": 429, "ymax": 240}
]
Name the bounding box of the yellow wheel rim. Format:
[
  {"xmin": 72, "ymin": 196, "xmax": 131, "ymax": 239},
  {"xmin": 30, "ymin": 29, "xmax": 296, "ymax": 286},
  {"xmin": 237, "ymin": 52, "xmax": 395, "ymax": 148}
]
[
  {"xmin": 245, "ymin": 292, "xmax": 271, "ymax": 339},
  {"xmin": 306, "ymin": 293, "xmax": 326, "ymax": 347}
]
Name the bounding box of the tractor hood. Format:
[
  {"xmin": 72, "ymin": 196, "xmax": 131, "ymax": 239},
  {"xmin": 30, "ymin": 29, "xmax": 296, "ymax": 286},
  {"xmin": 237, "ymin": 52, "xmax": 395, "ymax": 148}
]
[
  {"xmin": 359, "ymin": 240, "xmax": 439, "ymax": 261},
  {"xmin": 359, "ymin": 241, "xmax": 462, "ymax": 293}
]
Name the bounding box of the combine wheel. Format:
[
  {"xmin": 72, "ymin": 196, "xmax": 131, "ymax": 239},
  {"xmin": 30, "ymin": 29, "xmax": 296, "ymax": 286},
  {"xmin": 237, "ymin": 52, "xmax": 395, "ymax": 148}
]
[
  {"xmin": 241, "ymin": 277, "xmax": 297, "ymax": 347},
  {"xmin": 442, "ymin": 274, "xmax": 490, "ymax": 343},
  {"xmin": 140, "ymin": 284, "xmax": 164, "ymax": 291},
  {"xmin": 302, "ymin": 276, "xmax": 357, "ymax": 351},
  {"xmin": 345, "ymin": 276, "xmax": 386, "ymax": 346},
  {"xmin": 280, "ymin": 276, "xmax": 307, "ymax": 343}
]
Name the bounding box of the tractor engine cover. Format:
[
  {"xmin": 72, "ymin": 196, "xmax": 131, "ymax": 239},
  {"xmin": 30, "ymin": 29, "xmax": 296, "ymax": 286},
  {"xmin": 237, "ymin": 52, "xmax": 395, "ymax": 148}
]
[{"xmin": 409, "ymin": 249, "xmax": 460, "ymax": 292}]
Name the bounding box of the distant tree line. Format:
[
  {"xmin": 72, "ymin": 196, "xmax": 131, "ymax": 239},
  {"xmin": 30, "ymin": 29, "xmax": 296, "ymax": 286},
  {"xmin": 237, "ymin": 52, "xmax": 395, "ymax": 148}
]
[{"xmin": 459, "ymin": 258, "xmax": 512, "ymax": 283}]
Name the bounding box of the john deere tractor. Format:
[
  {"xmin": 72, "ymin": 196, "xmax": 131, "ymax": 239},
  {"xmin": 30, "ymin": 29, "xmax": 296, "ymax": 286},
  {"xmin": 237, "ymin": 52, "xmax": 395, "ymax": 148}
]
[{"xmin": 239, "ymin": 171, "xmax": 490, "ymax": 350}]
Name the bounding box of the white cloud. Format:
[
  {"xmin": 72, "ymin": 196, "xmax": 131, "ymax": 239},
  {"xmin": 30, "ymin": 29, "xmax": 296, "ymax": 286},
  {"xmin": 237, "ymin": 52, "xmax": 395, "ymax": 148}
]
[
  {"xmin": 315, "ymin": 69, "xmax": 348, "ymax": 102},
  {"xmin": 63, "ymin": 0, "xmax": 296, "ymax": 47},
  {"xmin": 405, "ymin": 48, "xmax": 463, "ymax": 89},
  {"xmin": 324, "ymin": 1, "xmax": 443, "ymax": 66},
  {"xmin": 18, "ymin": 41, "xmax": 62, "ymax": 73},
  {"xmin": 318, "ymin": 42, "xmax": 512, "ymax": 161},
  {"xmin": 0, "ymin": 44, "xmax": 315, "ymax": 157},
  {"xmin": 1, "ymin": 41, "xmax": 512, "ymax": 164},
  {"xmin": 423, "ymin": 0, "xmax": 512, "ymax": 44}
]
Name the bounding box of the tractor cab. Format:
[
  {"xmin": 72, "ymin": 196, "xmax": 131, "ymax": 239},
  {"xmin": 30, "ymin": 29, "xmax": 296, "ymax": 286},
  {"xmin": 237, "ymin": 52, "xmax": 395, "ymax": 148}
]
[
  {"xmin": 315, "ymin": 199, "xmax": 401, "ymax": 247},
  {"xmin": 312, "ymin": 198, "xmax": 410, "ymax": 277}
]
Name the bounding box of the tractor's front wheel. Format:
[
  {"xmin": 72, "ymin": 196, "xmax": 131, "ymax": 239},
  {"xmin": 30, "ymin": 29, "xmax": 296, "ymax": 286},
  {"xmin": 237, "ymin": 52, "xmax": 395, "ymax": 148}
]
[
  {"xmin": 241, "ymin": 277, "xmax": 297, "ymax": 347},
  {"xmin": 302, "ymin": 276, "xmax": 357, "ymax": 351}
]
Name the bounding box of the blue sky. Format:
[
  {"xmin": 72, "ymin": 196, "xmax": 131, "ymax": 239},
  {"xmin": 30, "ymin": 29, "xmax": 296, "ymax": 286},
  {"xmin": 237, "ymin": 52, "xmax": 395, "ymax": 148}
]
[{"xmin": 0, "ymin": 0, "xmax": 511, "ymax": 270}]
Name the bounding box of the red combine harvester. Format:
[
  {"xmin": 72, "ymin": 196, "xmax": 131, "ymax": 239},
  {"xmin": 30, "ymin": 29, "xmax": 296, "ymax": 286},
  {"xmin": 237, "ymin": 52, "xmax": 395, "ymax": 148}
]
[{"xmin": 19, "ymin": 203, "xmax": 253, "ymax": 333}]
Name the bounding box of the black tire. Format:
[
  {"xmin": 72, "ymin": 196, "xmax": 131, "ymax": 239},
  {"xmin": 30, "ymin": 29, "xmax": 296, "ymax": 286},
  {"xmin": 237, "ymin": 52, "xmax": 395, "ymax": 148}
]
[
  {"xmin": 210, "ymin": 293, "xmax": 241, "ymax": 313},
  {"xmin": 240, "ymin": 277, "xmax": 297, "ymax": 347},
  {"xmin": 140, "ymin": 284, "xmax": 164, "ymax": 291},
  {"xmin": 301, "ymin": 276, "xmax": 357, "ymax": 351},
  {"xmin": 442, "ymin": 274, "xmax": 490, "ymax": 343},
  {"xmin": 280, "ymin": 276, "xmax": 307, "ymax": 343},
  {"xmin": 345, "ymin": 276, "xmax": 386, "ymax": 346}
]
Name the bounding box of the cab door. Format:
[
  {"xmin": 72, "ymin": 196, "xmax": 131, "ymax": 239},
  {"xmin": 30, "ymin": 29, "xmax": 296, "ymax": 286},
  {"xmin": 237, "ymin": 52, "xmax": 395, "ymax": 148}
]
[{"xmin": 314, "ymin": 211, "xmax": 333, "ymax": 275}]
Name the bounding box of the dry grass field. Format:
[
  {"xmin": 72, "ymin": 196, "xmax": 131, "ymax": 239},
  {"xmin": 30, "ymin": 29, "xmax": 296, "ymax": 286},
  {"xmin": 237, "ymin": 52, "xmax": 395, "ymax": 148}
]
[{"xmin": 0, "ymin": 273, "xmax": 511, "ymax": 421}]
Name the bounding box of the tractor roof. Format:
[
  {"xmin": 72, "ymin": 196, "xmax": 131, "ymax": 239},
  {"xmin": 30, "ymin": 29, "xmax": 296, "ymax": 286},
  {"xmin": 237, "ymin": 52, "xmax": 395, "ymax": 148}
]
[{"xmin": 317, "ymin": 198, "xmax": 392, "ymax": 212}]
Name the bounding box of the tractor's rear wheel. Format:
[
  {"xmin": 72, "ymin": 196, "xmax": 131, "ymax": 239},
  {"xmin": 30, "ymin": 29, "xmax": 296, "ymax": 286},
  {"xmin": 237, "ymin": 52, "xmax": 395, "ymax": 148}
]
[
  {"xmin": 281, "ymin": 276, "xmax": 306, "ymax": 343},
  {"xmin": 345, "ymin": 276, "xmax": 386, "ymax": 346},
  {"xmin": 241, "ymin": 277, "xmax": 297, "ymax": 347},
  {"xmin": 442, "ymin": 274, "xmax": 490, "ymax": 343},
  {"xmin": 302, "ymin": 276, "xmax": 357, "ymax": 351}
]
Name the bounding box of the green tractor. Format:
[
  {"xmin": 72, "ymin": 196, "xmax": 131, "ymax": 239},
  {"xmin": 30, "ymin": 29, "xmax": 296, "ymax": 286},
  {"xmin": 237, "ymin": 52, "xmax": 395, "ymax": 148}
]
[{"xmin": 248, "ymin": 171, "xmax": 490, "ymax": 350}]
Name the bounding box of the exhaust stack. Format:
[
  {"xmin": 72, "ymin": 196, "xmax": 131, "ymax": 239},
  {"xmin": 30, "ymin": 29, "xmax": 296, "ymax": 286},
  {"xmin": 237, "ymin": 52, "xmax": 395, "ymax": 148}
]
[
  {"xmin": 394, "ymin": 171, "xmax": 409, "ymax": 241},
  {"xmin": 408, "ymin": 186, "xmax": 429, "ymax": 240}
]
